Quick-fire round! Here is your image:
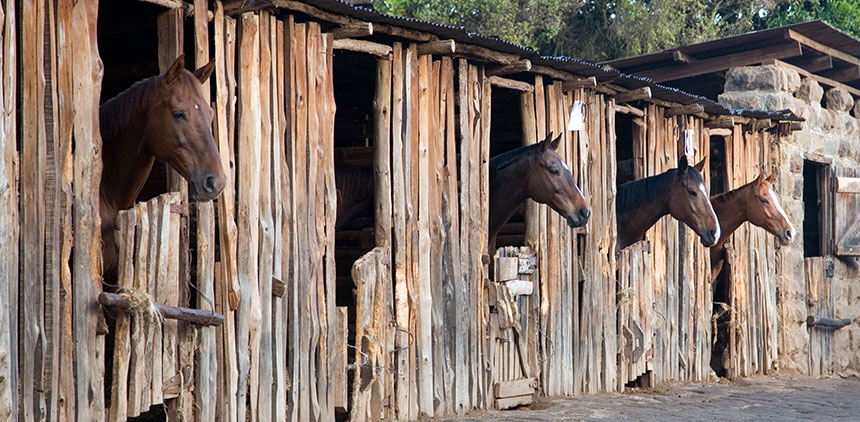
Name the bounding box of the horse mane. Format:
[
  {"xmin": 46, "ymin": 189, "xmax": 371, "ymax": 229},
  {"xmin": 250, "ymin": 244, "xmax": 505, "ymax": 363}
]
[
  {"xmin": 489, "ymin": 143, "xmax": 540, "ymax": 174},
  {"xmin": 710, "ymin": 183, "xmax": 748, "ymax": 206},
  {"xmin": 99, "ymin": 75, "xmax": 163, "ymax": 144},
  {"xmin": 616, "ymin": 169, "xmax": 676, "ymax": 215}
]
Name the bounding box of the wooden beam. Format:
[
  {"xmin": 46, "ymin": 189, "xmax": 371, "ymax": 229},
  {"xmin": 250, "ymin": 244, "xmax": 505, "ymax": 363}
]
[
  {"xmin": 488, "ymin": 76, "xmax": 533, "ymax": 92},
  {"xmin": 98, "ymin": 292, "xmax": 225, "ymax": 326},
  {"xmin": 836, "ymin": 176, "xmax": 860, "ymax": 193},
  {"xmin": 790, "ymin": 54, "xmax": 833, "ymax": 73},
  {"xmin": 637, "ymin": 42, "xmax": 802, "ymax": 82},
  {"xmin": 531, "ymin": 64, "xmax": 574, "ymax": 81},
  {"xmin": 562, "ymin": 76, "xmax": 597, "ymax": 91},
  {"xmin": 222, "ymin": 0, "xmax": 274, "ymax": 15},
  {"xmin": 705, "ymin": 115, "xmax": 736, "ymax": 129},
  {"xmin": 329, "ymin": 22, "xmax": 372, "ymax": 40},
  {"xmin": 486, "ymin": 60, "xmax": 531, "ymax": 76},
  {"xmin": 417, "ymin": 39, "xmax": 455, "ymax": 56},
  {"xmin": 708, "ymin": 128, "xmax": 732, "ymax": 137},
  {"xmin": 493, "ymin": 378, "xmax": 536, "ymax": 398},
  {"xmin": 664, "ymin": 103, "xmax": 704, "ymax": 117},
  {"xmin": 818, "ymin": 66, "xmax": 860, "ymax": 83},
  {"xmin": 614, "ymin": 104, "xmax": 644, "ymax": 117},
  {"xmin": 613, "ymin": 87, "xmax": 651, "ymax": 103},
  {"xmin": 765, "ymin": 59, "xmax": 860, "ymax": 98},
  {"xmin": 673, "ymin": 50, "xmax": 697, "ymax": 63},
  {"xmin": 456, "ymin": 43, "xmax": 520, "ymax": 64},
  {"xmin": 332, "ymin": 39, "xmax": 392, "ymax": 57},
  {"xmin": 138, "ymin": 0, "xmax": 183, "ymax": 8},
  {"xmin": 786, "ymin": 29, "xmax": 860, "ymax": 67}
]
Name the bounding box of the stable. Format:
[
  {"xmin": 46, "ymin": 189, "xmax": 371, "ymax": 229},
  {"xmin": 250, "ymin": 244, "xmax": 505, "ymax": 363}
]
[
  {"xmin": 0, "ymin": 0, "xmax": 803, "ymax": 421},
  {"xmin": 607, "ymin": 19, "xmax": 860, "ymax": 380}
]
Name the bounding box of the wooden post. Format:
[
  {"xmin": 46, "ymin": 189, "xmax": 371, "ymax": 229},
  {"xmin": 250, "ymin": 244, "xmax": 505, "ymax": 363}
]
[
  {"xmin": 374, "ymin": 58, "xmax": 392, "ymax": 247},
  {"xmin": 235, "ymin": 12, "xmax": 262, "ymax": 422}
]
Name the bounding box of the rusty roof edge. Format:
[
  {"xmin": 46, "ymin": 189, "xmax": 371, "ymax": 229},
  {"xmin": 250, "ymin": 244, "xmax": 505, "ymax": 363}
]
[{"xmin": 277, "ymin": 0, "xmax": 804, "ymax": 122}]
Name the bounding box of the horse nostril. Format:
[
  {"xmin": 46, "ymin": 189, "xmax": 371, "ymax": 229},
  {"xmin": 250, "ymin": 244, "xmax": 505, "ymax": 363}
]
[
  {"xmin": 205, "ymin": 176, "xmax": 217, "ymax": 192},
  {"xmin": 579, "ymin": 208, "xmax": 591, "ymax": 220},
  {"xmin": 785, "ymin": 229, "xmax": 793, "ymax": 239},
  {"xmin": 709, "ymin": 229, "xmax": 717, "ymax": 239}
]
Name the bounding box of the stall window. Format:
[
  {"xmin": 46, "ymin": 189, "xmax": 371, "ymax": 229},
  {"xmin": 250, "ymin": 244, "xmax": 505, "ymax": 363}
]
[{"xmin": 803, "ymin": 160, "xmax": 832, "ymax": 257}]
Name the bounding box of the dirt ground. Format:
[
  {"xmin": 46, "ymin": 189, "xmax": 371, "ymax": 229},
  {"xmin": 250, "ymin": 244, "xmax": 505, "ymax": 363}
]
[{"xmin": 430, "ymin": 375, "xmax": 860, "ymax": 421}]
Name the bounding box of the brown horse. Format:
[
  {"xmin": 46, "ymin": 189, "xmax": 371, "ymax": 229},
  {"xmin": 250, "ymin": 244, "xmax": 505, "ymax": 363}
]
[
  {"xmin": 709, "ymin": 172, "xmax": 794, "ymax": 280},
  {"xmin": 616, "ymin": 155, "xmax": 720, "ymax": 250},
  {"xmin": 489, "ymin": 133, "xmax": 591, "ymax": 254},
  {"xmin": 99, "ymin": 55, "xmax": 226, "ymax": 277}
]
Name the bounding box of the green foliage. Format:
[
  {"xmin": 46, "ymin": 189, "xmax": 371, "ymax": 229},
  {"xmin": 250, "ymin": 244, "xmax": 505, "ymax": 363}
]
[
  {"xmin": 372, "ymin": 0, "xmax": 860, "ymax": 62},
  {"xmin": 372, "ymin": 0, "xmax": 574, "ymax": 50},
  {"xmin": 763, "ymin": 0, "xmax": 860, "ymax": 38}
]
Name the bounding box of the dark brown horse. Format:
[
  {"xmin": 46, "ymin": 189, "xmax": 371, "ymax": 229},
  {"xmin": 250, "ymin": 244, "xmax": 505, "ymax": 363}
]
[
  {"xmin": 100, "ymin": 55, "xmax": 226, "ymax": 277},
  {"xmin": 709, "ymin": 172, "xmax": 794, "ymax": 279},
  {"xmin": 616, "ymin": 156, "xmax": 720, "ymax": 250},
  {"xmin": 489, "ymin": 133, "xmax": 591, "ymax": 254}
]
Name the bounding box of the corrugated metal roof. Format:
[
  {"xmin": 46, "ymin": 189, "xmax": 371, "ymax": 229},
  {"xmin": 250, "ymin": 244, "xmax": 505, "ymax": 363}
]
[
  {"xmin": 605, "ymin": 20, "xmax": 860, "ymax": 71},
  {"xmin": 261, "ymin": 0, "xmax": 803, "ymax": 122}
]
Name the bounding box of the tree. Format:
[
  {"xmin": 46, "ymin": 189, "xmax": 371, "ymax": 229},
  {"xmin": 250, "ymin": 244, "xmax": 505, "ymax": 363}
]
[
  {"xmin": 372, "ymin": 0, "xmax": 576, "ymax": 51},
  {"xmin": 761, "ymin": 0, "xmax": 860, "ymax": 38}
]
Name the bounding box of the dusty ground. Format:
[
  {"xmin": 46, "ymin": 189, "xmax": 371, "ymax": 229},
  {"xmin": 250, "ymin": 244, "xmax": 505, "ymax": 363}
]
[{"xmin": 431, "ymin": 375, "xmax": 860, "ymax": 421}]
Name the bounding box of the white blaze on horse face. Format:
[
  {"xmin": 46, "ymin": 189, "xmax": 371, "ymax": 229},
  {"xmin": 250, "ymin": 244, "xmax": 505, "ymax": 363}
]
[
  {"xmin": 560, "ymin": 158, "xmax": 570, "ymax": 173},
  {"xmin": 194, "ymin": 104, "xmax": 200, "ymax": 110},
  {"xmin": 769, "ymin": 187, "xmax": 794, "ymax": 233},
  {"xmin": 698, "ymin": 182, "xmax": 708, "ymax": 197}
]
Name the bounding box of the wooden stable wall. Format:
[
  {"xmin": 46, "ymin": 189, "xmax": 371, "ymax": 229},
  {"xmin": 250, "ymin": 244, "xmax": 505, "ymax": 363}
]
[
  {"xmin": 616, "ymin": 110, "xmax": 714, "ymax": 387},
  {"xmin": 0, "ymin": 0, "xmax": 105, "ymax": 420},
  {"xmin": 721, "ymin": 128, "xmax": 779, "ymax": 378}
]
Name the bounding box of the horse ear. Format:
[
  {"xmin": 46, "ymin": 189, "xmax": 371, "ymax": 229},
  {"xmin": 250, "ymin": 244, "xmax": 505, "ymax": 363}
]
[
  {"xmin": 677, "ymin": 155, "xmax": 689, "ymax": 172},
  {"xmin": 693, "ymin": 156, "xmax": 707, "ymax": 172},
  {"xmin": 549, "ymin": 135, "xmax": 562, "ymax": 151},
  {"xmin": 539, "ymin": 132, "xmax": 554, "ymax": 150},
  {"xmin": 194, "ymin": 60, "xmax": 216, "ymax": 83},
  {"xmin": 765, "ymin": 172, "xmax": 776, "ymax": 184},
  {"xmin": 164, "ymin": 54, "xmax": 186, "ymax": 84}
]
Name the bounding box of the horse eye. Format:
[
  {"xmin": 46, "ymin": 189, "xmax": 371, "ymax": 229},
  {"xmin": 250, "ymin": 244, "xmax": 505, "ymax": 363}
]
[
  {"xmin": 548, "ymin": 167, "xmax": 560, "ymax": 175},
  {"xmin": 688, "ymin": 190, "xmax": 697, "ymax": 196},
  {"xmin": 761, "ymin": 199, "xmax": 769, "ymax": 205},
  {"xmin": 173, "ymin": 110, "xmax": 187, "ymax": 121}
]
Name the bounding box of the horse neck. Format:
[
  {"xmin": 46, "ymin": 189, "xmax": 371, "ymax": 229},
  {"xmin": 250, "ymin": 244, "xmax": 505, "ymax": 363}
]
[
  {"xmin": 711, "ymin": 184, "xmax": 750, "ymax": 248},
  {"xmin": 488, "ymin": 157, "xmax": 529, "ymax": 240},
  {"xmin": 617, "ymin": 181, "xmax": 671, "ymax": 248},
  {"xmin": 99, "ymin": 79, "xmax": 161, "ymax": 219}
]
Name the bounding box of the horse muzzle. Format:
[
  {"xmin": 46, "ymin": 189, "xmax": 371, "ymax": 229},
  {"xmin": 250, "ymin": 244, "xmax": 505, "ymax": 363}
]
[
  {"xmin": 566, "ymin": 207, "xmax": 591, "ymax": 228},
  {"xmin": 777, "ymin": 228, "xmax": 794, "ymax": 246},
  {"xmin": 190, "ymin": 173, "xmax": 226, "ymax": 201},
  {"xmin": 699, "ymin": 227, "xmax": 719, "ymax": 247}
]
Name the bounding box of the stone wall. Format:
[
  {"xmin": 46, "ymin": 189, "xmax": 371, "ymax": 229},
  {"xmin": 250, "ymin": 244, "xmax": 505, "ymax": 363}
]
[{"xmin": 718, "ymin": 64, "xmax": 860, "ymax": 376}]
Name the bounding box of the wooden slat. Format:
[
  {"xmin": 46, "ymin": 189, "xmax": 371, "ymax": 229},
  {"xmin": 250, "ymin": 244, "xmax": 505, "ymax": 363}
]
[
  {"xmin": 272, "ymin": 15, "xmax": 288, "ymax": 422},
  {"xmin": 212, "ymin": 5, "xmax": 239, "ymax": 421},
  {"xmin": 322, "ymin": 30, "xmax": 338, "ymax": 422},
  {"xmin": 785, "ymin": 29, "xmax": 860, "ymax": 67},
  {"xmin": 235, "ymin": 12, "xmax": 262, "ymax": 422},
  {"xmin": 835, "ymin": 176, "xmax": 860, "ymax": 193},
  {"xmin": 332, "ymin": 307, "xmax": 348, "ymax": 413},
  {"xmin": 637, "ymin": 42, "xmax": 802, "ymax": 82},
  {"xmin": 108, "ymin": 211, "xmax": 135, "ymax": 422},
  {"xmin": 70, "ymin": 0, "xmax": 106, "ymax": 418},
  {"xmin": 332, "ymin": 38, "xmax": 392, "ymax": 57}
]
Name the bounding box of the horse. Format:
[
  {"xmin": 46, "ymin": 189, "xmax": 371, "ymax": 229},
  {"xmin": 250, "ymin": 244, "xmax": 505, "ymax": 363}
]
[
  {"xmin": 99, "ymin": 55, "xmax": 226, "ymax": 278},
  {"xmin": 709, "ymin": 172, "xmax": 795, "ymax": 280},
  {"xmin": 616, "ymin": 155, "xmax": 720, "ymax": 250},
  {"xmin": 489, "ymin": 133, "xmax": 591, "ymax": 255}
]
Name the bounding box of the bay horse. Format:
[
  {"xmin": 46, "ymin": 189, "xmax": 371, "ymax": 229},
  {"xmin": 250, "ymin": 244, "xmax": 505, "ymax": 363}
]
[
  {"xmin": 489, "ymin": 133, "xmax": 591, "ymax": 254},
  {"xmin": 616, "ymin": 155, "xmax": 720, "ymax": 250},
  {"xmin": 99, "ymin": 55, "xmax": 226, "ymax": 278},
  {"xmin": 709, "ymin": 172, "xmax": 795, "ymax": 280}
]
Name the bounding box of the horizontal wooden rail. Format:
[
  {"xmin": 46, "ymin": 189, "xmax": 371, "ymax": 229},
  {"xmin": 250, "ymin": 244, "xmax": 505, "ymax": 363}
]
[
  {"xmin": 99, "ymin": 292, "xmax": 225, "ymax": 326},
  {"xmin": 807, "ymin": 315, "xmax": 852, "ymax": 329}
]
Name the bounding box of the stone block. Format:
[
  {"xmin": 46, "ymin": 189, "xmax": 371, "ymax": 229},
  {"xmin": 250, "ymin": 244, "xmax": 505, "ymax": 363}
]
[
  {"xmin": 789, "ymin": 154, "xmax": 803, "ymax": 173},
  {"xmin": 724, "ymin": 65, "xmax": 801, "ymax": 93},
  {"xmin": 795, "ymin": 77, "xmax": 824, "ymax": 103},
  {"xmin": 825, "ymin": 87, "xmax": 854, "ymax": 112},
  {"xmin": 854, "ymin": 100, "xmax": 860, "ymax": 119},
  {"xmin": 792, "ymin": 180, "xmax": 803, "ymax": 199}
]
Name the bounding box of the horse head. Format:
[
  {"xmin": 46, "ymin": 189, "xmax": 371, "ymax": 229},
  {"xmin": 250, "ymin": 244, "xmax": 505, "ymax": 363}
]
[
  {"xmin": 745, "ymin": 172, "xmax": 795, "ymax": 245},
  {"xmin": 146, "ymin": 55, "xmax": 225, "ymax": 201},
  {"xmin": 525, "ymin": 133, "xmax": 590, "ymax": 228},
  {"xmin": 667, "ymin": 155, "xmax": 720, "ymax": 247}
]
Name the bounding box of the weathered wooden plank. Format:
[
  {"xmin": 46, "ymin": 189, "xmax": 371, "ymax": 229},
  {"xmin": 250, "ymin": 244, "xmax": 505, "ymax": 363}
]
[
  {"xmin": 70, "ymin": 0, "xmax": 105, "ymax": 418},
  {"xmin": 404, "ymin": 42, "xmax": 420, "ymax": 419},
  {"xmin": 20, "ymin": 0, "xmax": 47, "ymax": 418},
  {"xmin": 332, "ymin": 307, "xmax": 348, "ymax": 413},
  {"xmin": 456, "ymin": 57, "xmax": 473, "ymax": 411},
  {"xmin": 236, "ymin": 11, "xmax": 262, "ymax": 422},
  {"xmin": 322, "ymin": 30, "xmax": 339, "ymax": 422},
  {"xmin": 390, "ymin": 42, "xmax": 413, "ymax": 421},
  {"xmin": 0, "ymin": 0, "xmax": 17, "ymax": 418},
  {"xmin": 108, "ymin": 211, "xmax": 135, "ymax": 422},
  {"xmin": 212, "ymin": 5, "xmax": 239, "ymax": 421},
  {"xmin": 255, "ymin": 12, "xmax": 275, "ymax": 422},
  {"xmin": 416, "ymin": 51, "xmax": 435, "ymax": 417}
]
